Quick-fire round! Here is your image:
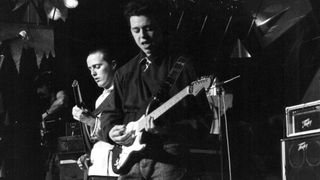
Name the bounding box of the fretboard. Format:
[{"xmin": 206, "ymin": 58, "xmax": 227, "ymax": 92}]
[{"xmin": 136, "ymin": 86, "xmax": 190, "ymax": 132}]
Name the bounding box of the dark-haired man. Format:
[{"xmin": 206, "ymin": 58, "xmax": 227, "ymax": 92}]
[
  {"xmin": 100, "ymin": 0, "xmax": 211, "ymax": 179},
  {"xmin": 72, "ymin": 49, "xmax": 118, "ymax": 180}
]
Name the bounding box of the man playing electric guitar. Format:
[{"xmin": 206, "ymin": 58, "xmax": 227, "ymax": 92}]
[
  {"xmin": 99, "ymin": 0, "xmax": 212, "ymax": 179},
  {"xmin": 72, "ymin": 48, "xmax": 118, "ymax": 180}
]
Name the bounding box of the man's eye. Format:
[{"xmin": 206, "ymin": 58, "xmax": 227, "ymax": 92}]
[
  {"xmin": 132, "ymin": 28, "xmax": 139, "ymax": 33},
  {"xmin": 93, "ymin": 65, "xmax": 101, "ymax": 69},
  {"xmin": 145, "ymin": 27, "xmax": 153, "ymax": 31}
]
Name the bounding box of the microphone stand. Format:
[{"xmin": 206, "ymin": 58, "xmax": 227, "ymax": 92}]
[
  {"xmin": 208, "ymin": 75, "xmax": 239, "ymax": 180},
  {"xmin": 0, "ymin": 41, "xmax": 5, "ymax": 71},
  {"xmin": 216, "ymin": 85, "xmax": 232, "ymax": 180}
]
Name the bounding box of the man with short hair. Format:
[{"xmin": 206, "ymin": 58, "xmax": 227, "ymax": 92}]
[
  {"xmin": 72, "ymin": 49, "xmax": 118, "ymax": 180},
  {"xmin": 100, "ymin": 0, "xmax": 212, "ymax": 179}
]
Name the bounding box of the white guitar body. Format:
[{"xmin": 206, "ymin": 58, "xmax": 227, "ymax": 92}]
[{"xmin": 114, "ymin": 119, "xmax": 146, "ymax": 171}]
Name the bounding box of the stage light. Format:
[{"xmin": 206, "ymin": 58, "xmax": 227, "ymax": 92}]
[
  {"xmin": 254, "ymin": 15, "xmax": 268, "ymax": 27},
  {"xmin": 47, "ymin": 7, "xmax": 62, "ymax": 20},
  {"xmin": 230, "ymin": 39, "xmax": 251, "ymax": 58},
  {"xmin": 64, "ymin": 0, "xmax": 78, "ymax": 9}
]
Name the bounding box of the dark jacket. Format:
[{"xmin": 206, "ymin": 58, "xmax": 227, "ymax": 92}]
[{"xmin": 100, "ymin": 51, "xmax": 211, "ymax": 164}]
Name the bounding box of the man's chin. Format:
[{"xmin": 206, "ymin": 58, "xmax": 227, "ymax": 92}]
[
  {"xmin": 97, "ymin": 82, "xmax": 108, "ymax": 88},
  {"xmin": 142, "ymin": 49, "xmax": 152, "ymax": 56},
  {"xmin": 97, "ymin": 83, "xmax": 103, "ymax": 88}
]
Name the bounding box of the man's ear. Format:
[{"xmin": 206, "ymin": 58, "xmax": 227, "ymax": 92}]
[{"xmin": 111, "ymin": 60, "xmax": 117, "ymax": 70}]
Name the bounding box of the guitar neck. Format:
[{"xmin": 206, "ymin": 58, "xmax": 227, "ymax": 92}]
[
  {"xmin": 72, "ymin": 80, "xmax": 84, "ymax": 107},
  {"xmin": 137, "ymin": 86, "xmax": 190, "ymax": 132}
]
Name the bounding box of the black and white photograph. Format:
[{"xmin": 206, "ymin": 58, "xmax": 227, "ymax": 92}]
[{"xmin": 1, "ymin": 0, "xmax": 320, "ymax": 180}]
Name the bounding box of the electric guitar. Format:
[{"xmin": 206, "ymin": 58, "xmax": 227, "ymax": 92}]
[{"xmin": 112, "ymin": 76, "xmax": 214, "ymax": 174}]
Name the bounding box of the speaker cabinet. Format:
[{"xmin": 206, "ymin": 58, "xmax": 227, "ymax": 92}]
[{"xmin": 281, "ymin": 133, "xmax": 320, "ymax": 180}]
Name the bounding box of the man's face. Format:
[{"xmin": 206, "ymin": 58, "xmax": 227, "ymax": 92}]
[
  {"xmin": 86, "ymin": 52, "xmax": 114, "ymax": 88},
  {"xmin": 130, "ymin": 15, "xmax": 163, "ymax": 56}
]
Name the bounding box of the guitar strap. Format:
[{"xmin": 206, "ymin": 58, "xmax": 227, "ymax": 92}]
[
  {"xmin": 92, "ymin": 90, "xmax": 113, "ymax": 116},
  {"xmin": 156, "ymin": 56, "xmax": 188, "ymax": 101},
  {"xmin": 80, "ymin": 123, "xmax": 93, "ymax": 153},
  {"xmin": 81, "ymin": 90, "xmax": 114, "ymax": 152}
]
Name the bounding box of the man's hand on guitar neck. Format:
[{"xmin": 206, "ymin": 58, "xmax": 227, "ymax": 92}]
[
  {"xmin": 143, "ymin": 115, "xmax": 161, "ymax": 134},
  {"xmin": 109, "ymin": 115, "xmax": 163, "ymax": 146},
  {"xmin": 72, "ymin": 105, "xmax": 95, "ymax": 127}
]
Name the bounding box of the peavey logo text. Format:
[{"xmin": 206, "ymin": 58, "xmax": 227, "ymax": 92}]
[
  {"xmin": 298, "ymin": 142, "xmax": 308, "ymax": 151},
  {"xmin": 301, "ymin": 118, "xmax": 312, "ymax": 129}
]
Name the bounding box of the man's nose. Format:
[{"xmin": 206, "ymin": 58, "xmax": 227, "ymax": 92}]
[
  {"xmin": 91, "ymin": 70, "xmax": 97, "ymax": 76},
  {"xmin": 140, "ymin": 29, "xmax": 147, "ymax": 38}
]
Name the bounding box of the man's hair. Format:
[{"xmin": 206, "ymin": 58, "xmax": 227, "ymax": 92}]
[
  {"xmin": 88, "ymin": 48, "xmax": 116, "ymax": 65},
  {"xmin": 124, "ymin": 0, "xmax": 169, "ymax": 29}
]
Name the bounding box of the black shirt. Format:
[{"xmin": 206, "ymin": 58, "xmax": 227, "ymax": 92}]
[{"xmin": 100, "ymin": 51, "xmax": 211, "ymax": 160}]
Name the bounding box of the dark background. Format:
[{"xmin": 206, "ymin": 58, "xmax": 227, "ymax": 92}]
[{"xmin": 2, "ymin": 0, "xmax": 320, "ymax": 179}]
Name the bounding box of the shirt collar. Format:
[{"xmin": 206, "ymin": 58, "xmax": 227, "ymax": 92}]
[
  {"xmin": 139, "ymin": 51, "xmax": 150, "ymax": 63},
  {"xmin": 103, "ymin": 84, "xmax": 114, "ymax": 94},
  {"xmin": 139, "ymin": 56, "xmax": 152, "ymax": 65},
  {"xmin": 138, "ymin": 50, "xmax": 166, "ymax": 65}
]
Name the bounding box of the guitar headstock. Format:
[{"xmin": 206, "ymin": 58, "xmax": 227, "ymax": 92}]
[
  {"xmin": 189, "ymin": 76, "xmax": 214, "ymax": 96},
  {"xmin": 72, "ymin": 79, "xmax": 79, "ymax": 87}
]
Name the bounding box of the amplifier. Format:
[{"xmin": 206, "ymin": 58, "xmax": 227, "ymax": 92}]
[
  {"xmin": 58, "ymin": 152, "xmax": 84, "ymax": 180},
  {"xmin": 286, "ymin": 100, "xmax": 320, "ymax": 137},
  {"xmin": 57, "ymin": 135, "xmax": 85, "ymax": 153},
  {"xmin": 281, "ymin": 134, "xmax": 320, "ymax": 180},
  {"xmin": 65, "ymin": 122, "xmax": 82, "ymax": 136}
]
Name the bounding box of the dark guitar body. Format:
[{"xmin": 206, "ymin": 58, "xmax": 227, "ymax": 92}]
[{"xmin": 111, "ymin": 145, "xmax": 145, "ymax": 174}]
